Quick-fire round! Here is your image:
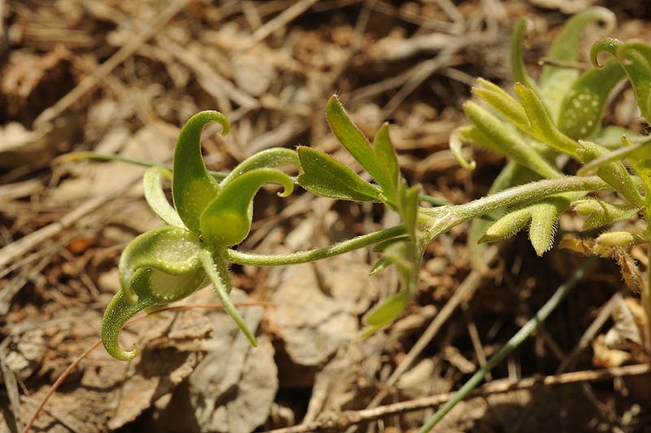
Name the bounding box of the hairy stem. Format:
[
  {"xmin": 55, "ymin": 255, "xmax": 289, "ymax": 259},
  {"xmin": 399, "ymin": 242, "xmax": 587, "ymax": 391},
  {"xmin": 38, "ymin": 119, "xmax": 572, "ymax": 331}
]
[{"xmin": 225, "ymin": 225, "xmax": 407, "ymax": 266}]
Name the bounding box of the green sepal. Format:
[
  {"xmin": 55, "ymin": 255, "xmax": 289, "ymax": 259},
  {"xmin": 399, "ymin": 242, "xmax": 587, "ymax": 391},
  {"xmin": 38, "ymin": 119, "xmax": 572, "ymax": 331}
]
[
  {"xmin": 102, "ymin": 265, "xmax": 208, "ymax": 361},
  {"xmin": 557, "ymin": 59, "xmax": 625, "ymax": 139},
  {"xmin": 296, "ymin": 146, "xmax": 381, "ymax": 202},
  {"xmin": 220, "ymin": 148, "xmax": 299, "ymax": 187},
  {"xmin": 172, "ymin": 111, "xmax": 227, "ymax": 235},
  {"xmin": 539, "ymin": 7, "xmax": 616, "ymax": 115},
  {"xmin": 572, "ymin": 198, "xmax": 639, "ymax": 230},
  {"xmin": 479, "ymin": 207, "xmax": 531, "ymax": 245},
  {"xmin": 143, "ymin": 167, "xmax": 185, "ymax": 228},
  {"xmin": 480, "ymin": 194, "xmax": 576, "ymax": 256},
  {"xmin": 198, "ymin": 249, "xmax": 257, "ymax": 346},
  {"xmin": 200, "ymin": 168, "xmax": 294, "ymax": 246},
  {"xmin": 468, "ymin": 163, "xmax": 540, "ymax": 269},
  {"xmin": 118, "ymin": 226, "xmax": 205, "ymax": 304},
  {"xmin": 527, "ymin": 195, "xmax": 575, "ymax": 256}
]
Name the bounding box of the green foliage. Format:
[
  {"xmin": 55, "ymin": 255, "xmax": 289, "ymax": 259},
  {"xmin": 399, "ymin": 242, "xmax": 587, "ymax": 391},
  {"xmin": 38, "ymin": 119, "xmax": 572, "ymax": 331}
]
[
  {"xmin": 90, "ymin": 7, "xmax": 651, "ymax": 430},
  {"xmin": 451, "ymin": 6, "xmax": 651, "ymax": 286}
]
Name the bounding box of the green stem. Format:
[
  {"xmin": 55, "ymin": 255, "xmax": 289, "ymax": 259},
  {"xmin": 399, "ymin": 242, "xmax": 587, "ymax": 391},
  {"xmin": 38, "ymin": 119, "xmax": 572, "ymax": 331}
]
[
  {"xmin": 453, "ymin": 175, "xmax": 609, "ymax": 219},
  {"xmin": 225, "ymin": 225, "xmax": 407, "ymax": 266},
  {"xmin": 418, "ymin": 257, "xmax": 595, "ymax": 432},
  {"xmin": 55, "ymin": 151, "xmax": 231, "ymax": 179},
  {"xmin": 644, "ymin": 247, "xmax": 651, "ymax": 352}
]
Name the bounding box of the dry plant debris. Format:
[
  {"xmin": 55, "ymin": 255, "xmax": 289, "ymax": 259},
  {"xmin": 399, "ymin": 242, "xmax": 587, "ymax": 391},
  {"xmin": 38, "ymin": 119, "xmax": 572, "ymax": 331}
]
[{"xmin": 2, "ymin": 1, "xmax": 651, "ymax": 432}]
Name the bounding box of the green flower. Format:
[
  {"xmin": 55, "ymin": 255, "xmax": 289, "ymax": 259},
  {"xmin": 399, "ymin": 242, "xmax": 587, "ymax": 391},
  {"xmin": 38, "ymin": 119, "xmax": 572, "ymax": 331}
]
[{"xmin": 102, "ymin": 111, "xmax": 297, "ymax": 360}]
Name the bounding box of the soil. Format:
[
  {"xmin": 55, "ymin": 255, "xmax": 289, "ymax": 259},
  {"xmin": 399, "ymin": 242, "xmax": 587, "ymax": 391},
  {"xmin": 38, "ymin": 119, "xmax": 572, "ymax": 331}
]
[{"xmin": 3, "ymin": 1, "xmax": 651, "ymax": 432}]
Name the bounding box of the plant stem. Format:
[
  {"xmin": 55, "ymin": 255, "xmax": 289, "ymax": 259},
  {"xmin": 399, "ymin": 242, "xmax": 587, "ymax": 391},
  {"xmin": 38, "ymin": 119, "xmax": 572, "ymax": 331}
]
[
  {"xmin": 455, "ymin": 175, "xmax": 609, "ymax": 219},
  {"xmin": 643, "ymin": 247, "xmax": 651, "ymax": 352},
  {"xmin": 417, "ymin": 257, "xmax": 595, "ymax": 433},
  {"xmin": 225, "ymin": 225, "xmax": 406, "ymax": 266}
]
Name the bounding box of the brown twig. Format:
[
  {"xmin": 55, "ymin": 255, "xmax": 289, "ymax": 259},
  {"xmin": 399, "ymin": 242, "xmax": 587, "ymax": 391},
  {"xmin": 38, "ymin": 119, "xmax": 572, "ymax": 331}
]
[{"xmin": 263, "ymin": 363, "xmax": 651, "ymax": 433}]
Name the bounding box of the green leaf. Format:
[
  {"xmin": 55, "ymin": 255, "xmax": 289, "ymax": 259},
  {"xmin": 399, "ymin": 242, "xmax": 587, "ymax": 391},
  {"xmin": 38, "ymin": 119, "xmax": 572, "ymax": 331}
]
[
  {"xmin": 460, "ymin": 102, "xmax": 562, "ymax": 179},
  {"xmin": 200, "ymin": 168, "xmax": 294, "ymax": 246},
  {"xmin": 472, "ymin": 78, "xmax": 529, "ymax": 128},
  {"xmin": 510, "ymin": 17, "xmax": 540, "ymax": 93},
  {"xmin": 359, "ymin": 290, "xmax": 410, "ymax": 338},
  {"xmin": 557, "ymin": 59, "xmax": 625, "ymax": 139},
  {"xmin": 591, "ymin": 38, "xmax": 651, "ymax": 123},
  {"xmin": 539, "ymin": 7, "xmax": 616, "ymax": 115},
  {"xmin": 513, "ymin": 83, "xmax": 579, "ymax": 157},
  {"xmin": 326, "ymin": 96, "xmax": 384, "ymax": 185},
  {"xmin": 172, "ymin": 111, "xmax": 227, "ymax": 235},
  {"xmin": 397, "ymin": 183, "xmax": 420, "ymax": 241},
  {"xmin": 372, "ymin": 123, "xmax": 401, "ymax": 203},
  {"xmin": 576, "ymin": 140, "xmax": 644, "ymax": 207},
  {"xmin": 296, "ymin": 146, "xmax": 381, "ymax": 202}
]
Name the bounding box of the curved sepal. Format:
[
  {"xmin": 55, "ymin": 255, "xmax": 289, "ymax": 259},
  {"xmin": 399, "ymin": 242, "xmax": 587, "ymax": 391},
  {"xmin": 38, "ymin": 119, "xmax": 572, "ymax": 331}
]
[
  {"xmin": 102, "ymin": 289, "xmax": 148, "ymax": 361},
  {"xmin": 144, "ymin": 167, "xmax": 185, "ymax": 228},
  {"xmin": 118, "ymin": 226, "xmax": 204, "ymax": 304},
  {"xmin": 102, "ymin": 266, "xmax": 207, "ymax": 360},
  {"xmin": 172, "ymin": 111, "xmax": 227, "ymax": 234},
  {"xmin": 200, "ymin": 168, "xmax": 294, "ymax": 246},
  {"xmin": 220, "ymin": 148, "xmax": 299, "ymax": 187},
  {"xmin": 198, "ymin": 249, "xmax": 257, "ymax": 346}
]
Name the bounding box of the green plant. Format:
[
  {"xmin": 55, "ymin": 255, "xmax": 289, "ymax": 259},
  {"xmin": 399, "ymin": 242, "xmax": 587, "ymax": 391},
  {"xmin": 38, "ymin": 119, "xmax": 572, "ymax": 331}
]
[{"xmin": 87, "ymin": 5, "xmax": 651, "ymax": 430}]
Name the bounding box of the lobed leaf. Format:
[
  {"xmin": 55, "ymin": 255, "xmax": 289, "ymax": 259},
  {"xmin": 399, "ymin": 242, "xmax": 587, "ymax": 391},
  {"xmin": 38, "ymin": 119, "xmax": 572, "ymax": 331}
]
[
  {"xmin": 296, "ymin": 146, "xmax": 381, "ymax": 202},
  {"xmin": 326, "ymin": 96, "xmax": 384, "ymax": 187},
  {"xmin": 460, "ymin": 102, "xmax": 562, "ymax": 179},
  {"xmin": 557, "ymin": 59, "xmax": 625, "ymax": 139}
]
